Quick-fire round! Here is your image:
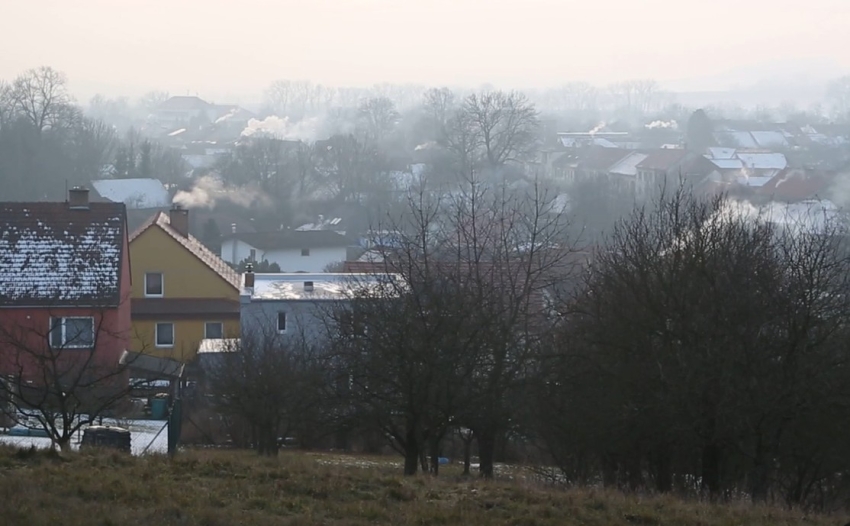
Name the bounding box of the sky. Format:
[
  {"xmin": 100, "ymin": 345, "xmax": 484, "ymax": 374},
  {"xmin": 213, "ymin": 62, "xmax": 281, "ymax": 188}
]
[{"xmin": 1, "ymin": 0, "xmax": 849, "ymax": 102}]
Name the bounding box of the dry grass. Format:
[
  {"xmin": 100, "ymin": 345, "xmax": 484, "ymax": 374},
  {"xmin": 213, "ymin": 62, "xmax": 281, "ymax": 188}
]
[{"xmin": 0, "ymin": 446, "xmax": 846, "ymax": 526}]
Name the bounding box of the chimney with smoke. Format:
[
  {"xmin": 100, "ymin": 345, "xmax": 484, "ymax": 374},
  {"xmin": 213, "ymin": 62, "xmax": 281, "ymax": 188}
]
[
  {"xmin": 169, "ymin": 204, "xmax": 190, "ymax": 237},
  {"xmin": 68, "ymin": 186, "xmax": 90, "ymax": 210}
]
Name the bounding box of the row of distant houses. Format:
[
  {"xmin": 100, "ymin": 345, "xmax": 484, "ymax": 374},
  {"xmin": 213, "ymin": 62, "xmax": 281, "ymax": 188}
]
[
  {"xmin": 0, "ymin": 188, "xmax": 379, "ymax": 394},
  {"xmin": 547, "ymin": 145, "xmax": 838, "ymax": 204}
]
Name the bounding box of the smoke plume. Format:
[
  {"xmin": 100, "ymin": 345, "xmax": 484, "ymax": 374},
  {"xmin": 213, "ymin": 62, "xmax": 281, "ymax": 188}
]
[
  {"xmin": 645, "ymin": 120, "xmax": 679, "ymax": 130},
  {"xmin": 241, "ymin": 115, "xmax": 326, "ymax": 143},
  {"xmin": 172, "ymin": 175, "xmax": 272, "ymax": 209}
]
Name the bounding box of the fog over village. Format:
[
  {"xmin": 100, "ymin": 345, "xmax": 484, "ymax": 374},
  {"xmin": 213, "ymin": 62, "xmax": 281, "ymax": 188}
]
[{"xmin": 2, "ymin": 1, "xmax": 850, "ymax": 524}]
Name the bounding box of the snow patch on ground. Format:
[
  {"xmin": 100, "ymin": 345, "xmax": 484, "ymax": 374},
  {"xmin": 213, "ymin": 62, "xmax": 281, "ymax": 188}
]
[{"xmin": 0, "ymin": 419, "xmax": 169, "ymax": 455}]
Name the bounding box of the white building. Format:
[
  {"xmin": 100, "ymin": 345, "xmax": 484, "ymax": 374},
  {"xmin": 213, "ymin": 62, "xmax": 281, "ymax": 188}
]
[{"xmin": 220, "ymin": 230, "xmax": 351, "ymax": 272}]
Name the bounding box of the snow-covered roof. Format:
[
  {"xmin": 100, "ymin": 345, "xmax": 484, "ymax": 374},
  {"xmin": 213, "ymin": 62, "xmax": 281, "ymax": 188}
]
[
  {"xmin": 750, "ymin": 131, "xmax": 789, "ymax": 148},
  {"xmin": 735, "ymin": 153, "xmax": 787, "ymax": 171},
  {"xmin": 92, "ymin": 178, "xmax": 170, "ymax": 209},
  {"xmin": 560, "ymin": 137, "xmax": 619, "ymax": 148},
  {"xmin": 198, "ymin": 338, "xmax": 239, "ymax": 354},
  {"xmin": 710, "ymin": 158, "xmax": 745, "ymax": 170},
  {"xmin": 0, "ymin": 202, "xmax": 126, "ymax": 306},
  {"xmin": 244, "ymin": 273, "xmax": 400, "ymax": 301},
  {"xmin": 736, "ymin": 174, "xmax": 774, "ymax": 187},
  {"xmin": 608, "ymin": 152, "xmax": 648, "ymax": 176},
  {"xmin": 706, "ymin": 147, "xmax": 737, "ymax": 160}
]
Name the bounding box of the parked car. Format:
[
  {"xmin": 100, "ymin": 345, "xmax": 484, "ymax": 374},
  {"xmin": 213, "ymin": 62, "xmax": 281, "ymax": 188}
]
[{"xmin": 80, "ymin": 426, "xmax": 131, "ymax": 453}]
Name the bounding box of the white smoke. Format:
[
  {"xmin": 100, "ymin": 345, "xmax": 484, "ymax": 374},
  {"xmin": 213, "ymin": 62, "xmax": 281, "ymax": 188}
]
[
  {"xmin": 645, "ymin": 120, "xmax": 679, "ymax": 130},
  {"xmin": 587, "ymin": 122, "xmax": 606, "ymax": 135},
  {"xmin": 241, "ymin": 115, "xmax": 325, "ymax": 143},
  {"xmin": 415, "ymin": 141, "xmax": 437, "ymax": 151},
  {"xmin": 172, "ymin": 175, "xmax": 272, "ymax": 209}
]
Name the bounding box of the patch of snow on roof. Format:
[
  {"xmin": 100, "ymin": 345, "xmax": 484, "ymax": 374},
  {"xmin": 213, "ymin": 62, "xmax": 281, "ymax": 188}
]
[
  {"xmin": 706, "ymin": 147, "xmax": 737, "ymax": 160},
  {"xmin": 247, "ymin": 273, "xmax": 401, "ymax": 301},
  {"xmin": 750, "ymin": 131, "xmax": 789, "ymax": 148},
  {"xmin": 168, "ymin": 128, "xmax": 186, "ymax": 137},
  {"xmin": 736, "ymin": 153, "xmax": 787, "ymax": 171},
  {"xmin": 609, "ymin": 152, "xmax": 648, "ymax": 176}
]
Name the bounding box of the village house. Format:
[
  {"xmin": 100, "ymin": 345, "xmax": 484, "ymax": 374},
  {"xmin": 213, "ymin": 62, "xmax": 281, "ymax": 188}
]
[
  {"xmin": 0, "ymin": 188, "xmax": 131, "ymax": 378},
  {"xmin": 239, "ymin": 271, "xmax": 393, "ymax": 347},
  {"xmin": 220, "ymin": 230, "xmax": 352, "ymax": 273},
  {"xmin": 129, "ymin": 206, "xmax": 241, "ymax": 363}
]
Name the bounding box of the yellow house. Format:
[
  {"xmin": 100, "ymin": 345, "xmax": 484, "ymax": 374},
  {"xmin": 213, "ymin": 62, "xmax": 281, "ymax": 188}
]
[{"xmin": 129, "ymin": 206, "xmax": 241, "ymax": 363}]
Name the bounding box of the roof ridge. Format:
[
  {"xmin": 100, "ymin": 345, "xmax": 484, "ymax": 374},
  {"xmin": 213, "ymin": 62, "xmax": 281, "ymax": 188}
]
[{"xmin": 154, "ymin": 214, "xmax": 241, "ymax": 290}]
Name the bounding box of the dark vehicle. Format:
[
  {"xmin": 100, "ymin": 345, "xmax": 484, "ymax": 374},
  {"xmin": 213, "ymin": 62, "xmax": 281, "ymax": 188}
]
[{"xmin": 80, "ymin": 426, "xmax": 131, "ymax": 453}]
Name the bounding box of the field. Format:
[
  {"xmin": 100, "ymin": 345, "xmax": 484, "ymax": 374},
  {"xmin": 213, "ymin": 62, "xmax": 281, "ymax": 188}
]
[{"xmin": 0, "ymin": 446, "xmax": 846, "ymax": 526}]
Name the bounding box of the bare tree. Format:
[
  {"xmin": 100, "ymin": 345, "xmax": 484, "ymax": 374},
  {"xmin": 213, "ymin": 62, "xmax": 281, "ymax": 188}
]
[
  {"xmin": 10, "ymin": 66, "xmax": 73, "ymax": 133},
  {"xmin": 206, "ymin": 324, "xmax": 328, "ymax": 456},
  {"xmin": 458, "ymin": 90, "xmax": 539, "ymax": 170},
  {"xmin": 358, "ymin": 97, "xmax": 399, "ymax": 145},
  {"xmin": 827, "ymin": 76, "xmax": 850, "ymax": 119},
  {"xmin": 0, "ymin": 301, "xmax": 148, "ymax": 452},
  {"xmin": 136, "ymin": 90, "xmax": 170, "ymax": 116}
]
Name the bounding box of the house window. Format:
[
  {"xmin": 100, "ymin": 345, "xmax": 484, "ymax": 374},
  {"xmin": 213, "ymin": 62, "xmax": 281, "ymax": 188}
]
[
  {"xmin": 205, "ymin": 322, "xmax": 224, "ymax": 339},
  {"xmin": 249, "ymin": 249, "xmax": 256, "ymax": 262},
  {"xmin": 301, "ymin": 248, "xmax": 310, "ymax": 256},
  {"xmin": 145, "ymin": 272, "xmax": 163, "ymax": 297},
  {"xmin": 277, "ymin": 312, "xmax": 287, "ymax": 333},
  {"xmin": 155, "ymin": 322, "xmax": 174, "ymax": 347},
  {"xmin": 49, "ymin": 317, "xmax": 94, "ymax": 349}
]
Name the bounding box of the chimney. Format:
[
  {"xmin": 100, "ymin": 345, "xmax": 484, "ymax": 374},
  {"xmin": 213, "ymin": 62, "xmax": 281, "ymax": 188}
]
[
  {"xmin": 68, "ymin": 186, "xmax": 90, "ymax": 210},
  {"xmin": 303, "ymin": 281, "xmax": 314, "ymax": 292},
  {"xmin": 169, "ymin": 204, "xmax": 189, "ymax": 237},
  {"xmin": 244, "ymin": 263, "xmax": 255, "ymax": 289}
]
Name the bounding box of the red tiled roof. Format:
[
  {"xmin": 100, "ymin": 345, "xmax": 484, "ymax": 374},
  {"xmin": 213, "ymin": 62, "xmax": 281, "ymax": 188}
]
[
  {"xmin": 131, "ymin": 212, "xmax": 240, "ymax": 291},
  {"xmin": 0, "ymin": 202, "xmax": 127, "ymax": 306}
]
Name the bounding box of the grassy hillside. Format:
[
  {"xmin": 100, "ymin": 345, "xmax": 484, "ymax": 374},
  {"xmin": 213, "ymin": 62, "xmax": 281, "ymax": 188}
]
[{"xmin": 0, "ymin": 446, "xmax": 845, "ymax": 526}]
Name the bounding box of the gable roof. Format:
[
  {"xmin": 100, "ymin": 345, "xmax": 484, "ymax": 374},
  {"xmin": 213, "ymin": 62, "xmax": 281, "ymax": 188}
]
[
  {"xmin": 637, "ymin": 149, "xmax": 691, "ymax": 171},
  {"xmin": 223, "ymin": 230, "xmax": 352, "ymax": 251},
  {"xmin": 578, "ymin": 147, "xmax": 632, "ymax": 172},
  {"xmin": 0, "ymin": 202, "xmax": 127, "ymax": 307},
  {"xmin": 130, "ymin": 212, "xmax": 240, "ymax": 291},
  {"xmin": 91, "ymin": 178, "xmax": 170, "ymax": 209}
]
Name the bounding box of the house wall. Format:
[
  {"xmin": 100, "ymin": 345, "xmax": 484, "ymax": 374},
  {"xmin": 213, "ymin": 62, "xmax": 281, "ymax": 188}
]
[
  {"xmin": 240, "ymin": 298, "xmax": 337, "ymax": 347},
  {"xmin": 221, "ymin": 240, "xmax": 347, "ymax": 272},
  {"xmin": 129, "ymin": 226, "xmax": 239, "ymax": 362},
  {"xmin": 131, "ymin": 227, "xmax": 236, "ymax": 299},
  {"xmin": 0, "ymin": 224, "xmax": 133, "ymax": 380},
  {"xmin": 132, "ymin": 318, "xmax": 240, "ymax": 363}
]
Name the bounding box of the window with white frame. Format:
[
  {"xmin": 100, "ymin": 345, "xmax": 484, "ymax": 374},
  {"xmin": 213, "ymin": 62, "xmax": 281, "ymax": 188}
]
[
  {"xmin": 277, "ymin": 312, "xmax": 287, "ymax": 333},
  {"xmin": 155, "ymin": 322, "xmax": 174, "ymax": 347},
  {"xmin": 145, "ymin": 272, "xmax": 163, "ymax": 297},
  {"xmin": 204, "ymin": 322, "xmax": 224, "ymax": 339},
  {"xmin": 49, "ymin": 317, "xmax": 95, "ymax": 349}
]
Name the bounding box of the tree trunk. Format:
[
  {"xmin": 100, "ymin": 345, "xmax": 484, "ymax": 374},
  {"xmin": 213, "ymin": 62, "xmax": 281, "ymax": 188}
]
[
  {"xmin": 429, "ymin": 436, "xmax": 441, "ymax": 476},
  {"xmin": 654, "ymin": 448, "xmax": 673, "ymax": 493},
  {"xmin": 701, "ymin": 443, "xmax": 721, "ymax": 498},
  {"xmin": 463, "ymin": 436, "xmax": 473, "ymax": 476},
  {"xmin": 403, "ymin": 427, "xmax": 419, "ymax": 476},
  {"xmin": 57, "ymin": 436, "xmax": 73, "ymax": 453},
  {"xmin": 477, "ymin": 429, "xmax": 496, "ymax": 479}
]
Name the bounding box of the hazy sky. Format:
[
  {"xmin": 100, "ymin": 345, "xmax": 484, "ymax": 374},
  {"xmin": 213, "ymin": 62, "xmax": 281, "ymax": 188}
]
[{"xmin": 2, "ymin": 0, "xmax": 848, "ymax": 102}]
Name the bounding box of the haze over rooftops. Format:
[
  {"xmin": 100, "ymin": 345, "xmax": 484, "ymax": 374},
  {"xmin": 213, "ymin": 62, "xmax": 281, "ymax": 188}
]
[
  {"xmin": 225, "ymin": 230, "xmax": 352, "ymax": 250},
  {"xmin": 91, "ymin": 178, "xmax": 170, "ymax": 209}
]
